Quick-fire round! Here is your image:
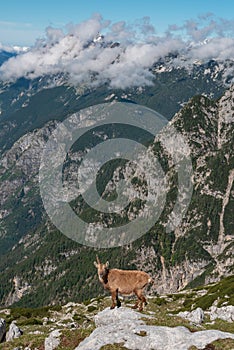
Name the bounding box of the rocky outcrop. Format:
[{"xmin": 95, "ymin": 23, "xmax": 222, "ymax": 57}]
[
  {"xmin": 0, "ymin": 318, "xmax": 6, "ymax": 342},
  {"xmin": 177, "ymin": 307, "xmax": 204, "ymax": 324},
  {"xmin": 5, "ymin": 276, "xmax": 31, "ymax": 306},
  {"xmin": 6, "ymin": 321, "xmax": 23, "ymax": 341},
  {"xmin": 0, "ymin": 292, "xmax": 233, "ymax": 349},
  {"xmin": 0, "ymin": 120, "xmax": 57, "ymax": 207},
  {"xmin": 76, "ymin": 307, "xmax": 234, "ymax": 350},
  {"xmin": 44, "ymin": 329, "xmax": 61, "ymax": 350},
  {"xmin": 177, "ymin": 305, "xmax": 234, "ymax": 324},
  {"xmin": 209, "ymin": 305, "xmax": 234, "ymax": 323}
]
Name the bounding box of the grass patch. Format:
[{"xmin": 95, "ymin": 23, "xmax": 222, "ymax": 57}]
[
  {"xmin": 87, "ymin": 305, "xmax": 97, "ymax": 312},
  {"xmin": 211, "ymin": 338, "xmax": 234, "ymax": 350},
  {"xmin": 203, "ymin": 319, "xmax": 234, "ymax": 334},
  {"xmin": 16, "ymin": 317, "xmax": 43, "ymax": 326},
  {"xmin": 0, "ymin": 330, "xmax": 46, "ymax": 350},
  {"xmin": 57, "ymin": 328, "xmax": 94, "ymax": 350},
  {"xmin": 153, "ymin": 296, "xmax": 168, "ymax": 306},
  {"xmin": 169, "ymin": 293, "xmax": 187, "ymax": 301},
  {"xmin": 177, "ymin": 275, "xmax": 234, "ymax": 312},
  {"xmin": 142, "ymin": 299, "xmax": 199, "ymax": 332},
  {"xmin": 188, "ymin": 338, "xmax": 234, "ymax": 350},
  {"xmin": 8, "ymin": 305, "xmax": 62, "ymax": 321},
  {"xmin": 190, "ymin": 275, "xmax": 234, "ymax": 310}
]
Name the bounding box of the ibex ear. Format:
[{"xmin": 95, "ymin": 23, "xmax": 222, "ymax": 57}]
[
  {"xmin": 94, "ymin": 262, "xmax": 98, "ymax": 268},
  {"xmin": 105, "ymin": 261, "xmax": 109, "ymax": 268}
]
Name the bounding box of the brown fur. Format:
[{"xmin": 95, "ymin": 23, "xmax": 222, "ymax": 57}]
[{"xmin": 94, "ymin": 256, "xmax": 152, "ymax": 311}]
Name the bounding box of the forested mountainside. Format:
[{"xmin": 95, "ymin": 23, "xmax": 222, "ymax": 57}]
[{"xmin": 0, "ymin": 69, "xmax": 233, "ymax": 307}]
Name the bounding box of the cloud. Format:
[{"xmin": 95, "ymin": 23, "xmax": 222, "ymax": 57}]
[
  {"xmin": 188, "ymin": 37, "xmax": 234, "ymax": 61},
  {"xmin": 1, "ymin": 14, "xmax": 234, "ymax": 89}
]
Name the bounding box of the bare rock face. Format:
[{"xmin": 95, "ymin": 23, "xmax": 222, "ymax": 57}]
[
  {"xmin": 44, "ymin": 329, "xmax": 61, "ymax": 350},
  {"xmin": 0, "ymin": 318, "xmax": 6, "ymax": 342},
  {"xmin": 5, "ymin": 276, "xmax": 31, "ymax": 306},
  {"xmin": 209, "ymin": 305, "xmax": 234, "ymax": 323},
  {"xmin": 6, "ymin": 321, "xmax": 23, "ymax": 341},
  {"xmin": 177, "ymin": 307, "xmax": 204, "ymax": 324},
  {"xmin": 75, "ymin": 307, "xmax": 234, "ymax": 350}
]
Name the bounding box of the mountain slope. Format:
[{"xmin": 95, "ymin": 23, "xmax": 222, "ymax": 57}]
[
  {"xmin": 0, "ymin": 276, "xmax": 233, "ymax": 349},
  {"xmin": 0, "ymin": 58, "xmax": 228, "ymax": 155},
  {"xmin": 0, "ymin": 81, "xmax": 233, "ymax": 307}
]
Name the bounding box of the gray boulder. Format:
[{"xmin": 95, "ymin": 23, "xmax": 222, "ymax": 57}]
[
  {"xmin": 177, "ymin": 307, "xmax": 204, "ymax": 324},
  {"xmin": 6, "ymin": 321, "xmax": 23, "ymax": 341},
  {"xmin": 75, "ymin": 307, "xmax": 234, "ymax": 350},
  {"xmin": 209, "ymin": 305, "xmax": 234, "ymax": 322},
  {"xmin": 44, "ymin": 329, "xmax": 61, "ymax": 350},
  {"xmin": 0, "ymin": 318, "xmax": 6, "ymax": 342}
]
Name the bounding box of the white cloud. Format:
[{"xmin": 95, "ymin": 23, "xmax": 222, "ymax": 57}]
[
  {"xmin": 188, "ymin": 37, "xmax": 234, "ymax": 61},
  {"xmin": 1, "ymin": 14, "xmax": 234, "ymax": 89}
]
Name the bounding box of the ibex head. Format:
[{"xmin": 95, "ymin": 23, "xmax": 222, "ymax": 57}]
[{"xmin": 94, "ymin": 256, "xmax": 109, "ymax": 279}]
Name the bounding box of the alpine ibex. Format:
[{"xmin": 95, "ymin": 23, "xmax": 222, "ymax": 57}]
[{"xmin": 94, "ymin": 256, "xmax": 152, "ymax": 311}]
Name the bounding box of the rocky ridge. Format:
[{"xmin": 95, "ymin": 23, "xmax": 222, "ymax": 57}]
[
  {"xmin": 76, "ymin": 307, "xmax": 234, "ymax": 350},
  {"xmin": 0, "ymin": 279, "xmax": 234, "ymax": 350}
]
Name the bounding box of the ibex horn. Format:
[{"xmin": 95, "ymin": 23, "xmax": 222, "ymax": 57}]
[{"xmin": 96, "ymin": 255, "xmax": 100, "ymax": 264}]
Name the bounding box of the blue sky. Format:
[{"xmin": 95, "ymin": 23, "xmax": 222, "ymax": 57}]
[{"xmin": 1, "ymin": 0, "xmax": 234, "ymax": 46}]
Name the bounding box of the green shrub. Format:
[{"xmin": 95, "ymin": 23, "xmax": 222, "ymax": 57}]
[
  {"xmin": 17, "ymin": 317, "xmax": 43, "ymax": 326},
  {"xmin": 153, "ymin": 297, "xmax": 167, "ymax": 306},
  {"xmin": 87, "ymin": 305, "xmax": 97, "ymax": 312}
]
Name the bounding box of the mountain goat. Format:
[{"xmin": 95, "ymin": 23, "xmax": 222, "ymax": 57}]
[{"xmin": 94, "ymin": 256, "xmax": 152, "ymax": 311}]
